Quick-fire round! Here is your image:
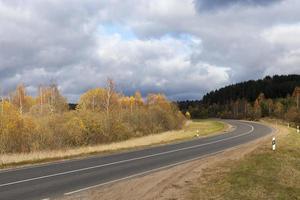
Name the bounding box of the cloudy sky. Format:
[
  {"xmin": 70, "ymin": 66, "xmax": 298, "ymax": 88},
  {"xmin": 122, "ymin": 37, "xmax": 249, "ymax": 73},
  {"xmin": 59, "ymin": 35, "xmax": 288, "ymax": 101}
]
[{"xmin": 1, "ymin": 0, "xmax": 300, "ymax": 102}]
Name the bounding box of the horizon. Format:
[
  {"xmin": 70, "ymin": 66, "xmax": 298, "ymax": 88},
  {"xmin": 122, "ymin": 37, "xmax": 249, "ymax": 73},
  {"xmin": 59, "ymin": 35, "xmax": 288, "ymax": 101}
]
[
  {"xmin": 3, "ymin": 73, "xmax": 298, "ymax": 104},
  {"xmin": 1, "ymin": 0, "xmax": 300, "ymax": 102}
]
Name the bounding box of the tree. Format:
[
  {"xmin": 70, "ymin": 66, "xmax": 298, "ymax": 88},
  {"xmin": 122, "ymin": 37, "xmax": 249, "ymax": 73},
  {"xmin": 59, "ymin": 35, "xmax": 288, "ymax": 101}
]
[
  {"xmin": 119, "ymin": 96, "xmax": 131, "ymax": 111},
  {"xmin": 202, "ymin": 75, "xmax": 300, "ymax": 105},
  {"xmin": 10, "ymin": 84, "xmax": 35, "ymax": 114},
  {"xmin": 233, "ymin": 100, "xmax": 240, "ymax": 118},
  {"xmin": 77, "ymin": 88, "xmax": 107, "ymax": 112},
  {"xmin": 104, "ymin": 78, "xmax": 116, "ymax": 116},
  {"xmin": 266, "ymin": 99, "xmax": 274, "ymax": 116},
  {"xmin": 77, "ymin": 80, "xmax": 119, "ymax": 113},
  {"xmin": 254, "ymin": 99, "xmax": 261, "ymax": 119},
  {"xmin": 285, "ymin": 106, "xmax": 300, "ymax": 123},
  {"xmin": 35, "ymin": 84, "xmax": 68, "ymax": 114},
  {"xmin": 274, "ymin": 101, "xmax": 284, "ymax": 118},
  {"xmin": 134, "ymin": 91, "xmax": 144, "ymax": 107},
  {"xmin": 185, "ymin": 111, "xmax": 191, "ymax": 119},
  {"xmin": 147, "ymin": 93, "xmax": 171, "ymax": 109},
  {"xmin": 119, "ymin": 91, "xmax": 143, "ymax": 113},
  {"xmin": 0, "ymin": 100, "xmax": 26, "ymax": 153},
  {"xmin": 0, "ymin": 85, "xmax": 3, "ymax": 115},
  {"xmin": 292, "ymin": 86, "xmax": 300, "ymax": 109}
]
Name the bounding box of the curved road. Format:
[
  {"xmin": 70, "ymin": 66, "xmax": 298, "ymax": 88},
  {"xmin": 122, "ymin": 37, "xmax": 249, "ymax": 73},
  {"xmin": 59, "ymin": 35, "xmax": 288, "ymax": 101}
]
[{"xmin": 0, "ymin": 120, "xmax": 273, "ymax": 200}]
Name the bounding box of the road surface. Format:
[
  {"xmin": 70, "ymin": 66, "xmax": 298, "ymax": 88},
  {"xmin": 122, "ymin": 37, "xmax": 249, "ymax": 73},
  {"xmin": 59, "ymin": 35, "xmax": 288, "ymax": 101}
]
[{"xmin": 0, "ymin": 120, "xmax": 273, "ymax": 200}]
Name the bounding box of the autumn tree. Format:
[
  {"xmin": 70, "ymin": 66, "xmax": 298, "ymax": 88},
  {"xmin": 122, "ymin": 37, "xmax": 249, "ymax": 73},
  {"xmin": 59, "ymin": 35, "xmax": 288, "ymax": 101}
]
[
  {"xmin": 0, "ymin": 80, "xmax": 185, "ymax": 153},
  {"xmin": 266, "ymin": 99, "xmax": 274, "ymax": 116},
  {"xmin": 119, "ymin": 92, "xmax": 144, "ymax": 113},
  {"xmin": 185, "ymin": 111, "xmax": 191, "ymax": 119},
  {"xmin": 232, "ymin": 99, "xmax": 240, "ymax": 118},
  {"xmin": 10, "ymin": 84, "xmax": 34, "ymax": 114},
  {"xmin": 134, "ymin": 91, "xmax": 144, "ymax": 107},
  {"xmin": 77, "ymin": 79, "xmax": 119, "ymax": 113},
  {"xmin": 77, "ymin": 88, "xmax": 106, "ymax": 111},
  {"xmin": 0, "ymin": 86, "xmax": 4, "ymax": 115},
  {"xmin": 254, "ymin": 99, "xmax": 261, "ymax": 119},
  {"xmin": 104, "ymin": 78, "xmax": 117, "ymax": 116},
  {"xmin": 146, "ymin": 93, "xmax": 185, "ymax": 130},
  {"xmin": 292, "ymin": 86, "xmax": 300, "ymax": 109},
  {"xmin": 274, "ymin": 101, "xmax": 284, "ymax": 118},
  {"xmin": 119, "ymin": 96, "xmax": 135, "ymax": 113},
  {"xmin": 147, "ymin": 93, "xmax": 171, "ymax": 109},
  {"xmin": 34, "ymin": 84, "xmax": 68, "ymax": 114},
  {"xmin": 0, "ymin": 100, "xmax": 33, "ymax": 153},
  {"xmin": 285, "ymin": 106, "xmax": 300, "ymax": 124}
]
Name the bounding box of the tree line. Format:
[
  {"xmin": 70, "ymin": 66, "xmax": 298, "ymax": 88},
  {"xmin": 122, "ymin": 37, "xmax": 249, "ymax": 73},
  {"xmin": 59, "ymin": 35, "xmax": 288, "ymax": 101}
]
[
  {"xmin": 202, "ymin": 74, "xmax": 300, "ymax": 104},
  {"xmin": 178, "ymin": 75, "xmax": 300, "ymax": 124},
  {"xmin": 0, "ymin": 79, "xmax": 185, "ymax": 154}
]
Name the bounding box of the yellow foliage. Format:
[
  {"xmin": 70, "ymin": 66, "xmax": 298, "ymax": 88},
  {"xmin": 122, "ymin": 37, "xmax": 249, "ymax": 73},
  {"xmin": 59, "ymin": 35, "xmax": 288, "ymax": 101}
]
[
  {"xmin": 185, "ymin": 111, "xmax": 191, "ymax": 119},
  {"xmin": 77, "ymin": 87, "xmax": 119, "ymax": 112},
  {"xmin": 35, "ymin": 85, "xmax": 68, "ymax": 113},
  {"xmin": 0, "ymin": 83, "xmax": 185, "ymax": 154}
]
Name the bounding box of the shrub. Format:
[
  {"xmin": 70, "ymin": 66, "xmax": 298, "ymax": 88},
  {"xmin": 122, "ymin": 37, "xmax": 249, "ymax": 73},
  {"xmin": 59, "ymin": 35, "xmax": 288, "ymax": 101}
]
[{"xmin": 0, "ymin": 84, "xmax": 186, "ymax": 154}]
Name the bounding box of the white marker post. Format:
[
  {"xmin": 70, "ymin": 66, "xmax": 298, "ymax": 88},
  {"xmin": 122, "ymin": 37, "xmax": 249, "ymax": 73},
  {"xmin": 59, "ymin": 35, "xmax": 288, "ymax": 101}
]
[
  {"xmin": 272, "ymin": 137, "xmax": 276, "ymax": 151},
  {"xmin": 297, "ymin": 126, "xmax": 299, "ymax": 133},
  {"xmin": 195, "ymin": 130, "xmax": 200, "ymax": 137},
  {"xmin": 288, "ymin": 123, "xmax": 290, "ymax": 128}
]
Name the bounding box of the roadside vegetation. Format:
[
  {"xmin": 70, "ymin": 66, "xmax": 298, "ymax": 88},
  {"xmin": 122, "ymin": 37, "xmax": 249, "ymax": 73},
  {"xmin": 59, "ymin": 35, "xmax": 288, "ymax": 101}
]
[
  {"xmin": 190, "ymin": 122, "xmax": 300, "ymax": 200},
  {"xmin": 0, "ymin": 79, "xmax": 185, "ymax": 155},
  {"xmin": 0, "ymin": 120, "xmax": 225, "ymax": 168}
]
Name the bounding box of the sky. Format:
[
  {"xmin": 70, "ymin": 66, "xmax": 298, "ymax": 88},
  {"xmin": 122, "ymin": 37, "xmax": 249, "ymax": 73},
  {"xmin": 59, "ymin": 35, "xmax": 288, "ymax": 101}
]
[{"xmin": 1, "ymin": 0, "xmax": 300, "ymax": 102}]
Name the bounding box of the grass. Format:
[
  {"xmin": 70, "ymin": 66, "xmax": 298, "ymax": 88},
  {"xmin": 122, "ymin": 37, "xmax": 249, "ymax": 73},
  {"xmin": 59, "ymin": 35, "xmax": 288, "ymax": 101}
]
[
  {"xmin": 183, "ymin": 119, "xmax": 226, "ymax": 137},
  {"xmin": 190, "ymin": 122, "xmax": 300, "ymax": 200},
  {"xmin": 0, "ymin": 119, "xmax": 226, "ymax": 169}
]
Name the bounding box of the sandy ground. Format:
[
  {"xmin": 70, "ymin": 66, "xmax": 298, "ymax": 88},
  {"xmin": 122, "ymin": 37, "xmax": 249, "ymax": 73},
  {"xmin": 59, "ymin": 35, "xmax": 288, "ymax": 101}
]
[{"xmin": 59, "ymin": 121, "xmax": 280, "ymax": 200}]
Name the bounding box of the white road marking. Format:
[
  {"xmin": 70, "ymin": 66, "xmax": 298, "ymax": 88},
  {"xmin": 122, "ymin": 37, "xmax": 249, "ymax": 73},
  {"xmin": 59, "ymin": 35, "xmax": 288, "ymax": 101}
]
[
  {"xmin": 0, "ymin": 122, "xmax": 254, "ymax": 188},
  {"xmin": 0, "ymin": 119, "xmax": 239, "ymax": 175},
  {"xmin": 64, "ymin": 149, "xmax": 225, "ymax": 195}
]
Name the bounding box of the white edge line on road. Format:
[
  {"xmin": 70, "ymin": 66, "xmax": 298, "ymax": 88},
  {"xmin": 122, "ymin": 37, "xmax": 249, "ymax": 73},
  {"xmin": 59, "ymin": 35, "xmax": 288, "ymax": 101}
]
[
  {"xmin": 66, "ymin": 120, "xmax": 276, "ymax": 196},
  {"xmin": 0, "ymin": 120, "xmax": 236, "ymax": 175},
  {"xmin": 0, "ymin": 119, "xmax": 238, "ymax": 175},
  {"xmin": 64, "ymin": 149, "xmax": 225, "ymax": 195},
  {"xmin": 0, "ymin": 122, "xmax": 254, "ymax": 188}
]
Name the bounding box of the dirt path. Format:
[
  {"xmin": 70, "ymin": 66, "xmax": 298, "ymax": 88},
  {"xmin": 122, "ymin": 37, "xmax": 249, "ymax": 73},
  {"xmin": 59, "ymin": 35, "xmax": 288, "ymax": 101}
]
[{"xmin": 60, "ymin": 121, "xmax": 279, "ymax": 200}]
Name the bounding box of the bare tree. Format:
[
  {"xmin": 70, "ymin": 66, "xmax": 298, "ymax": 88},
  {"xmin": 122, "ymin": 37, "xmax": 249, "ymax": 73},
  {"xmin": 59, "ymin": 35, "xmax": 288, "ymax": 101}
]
[
  {"xmin": 13, "ymin": 84, "xmax": 26, "ymax": 115},
  {"xmin": 104, "ymin": 78, "xmax": 115, "ymax": 117}
]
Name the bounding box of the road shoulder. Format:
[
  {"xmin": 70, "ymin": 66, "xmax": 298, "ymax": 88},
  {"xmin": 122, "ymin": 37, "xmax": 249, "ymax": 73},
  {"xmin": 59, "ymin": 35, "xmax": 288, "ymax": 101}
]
[
  {"xmin": 0, "ymin": 119, "xmax": 227, "ymax": 170},
  {"xmin": 58, "ymin": 120, "xmax": 276, "ymax": 200}
]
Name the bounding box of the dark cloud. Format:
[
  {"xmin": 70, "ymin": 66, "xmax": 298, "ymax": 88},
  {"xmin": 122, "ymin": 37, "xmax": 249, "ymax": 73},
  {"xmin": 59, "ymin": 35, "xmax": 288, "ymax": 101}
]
[
  {"xmin": 195, "ymin": 0, "xmax": 282, "ymax": 11},
  {"xmin": 0, "ymin": 0, "xmax": 300, "ymax": 102},
  {"xmin": 0, "ymin": 0, "xmax": 102, "ymax": 95}
]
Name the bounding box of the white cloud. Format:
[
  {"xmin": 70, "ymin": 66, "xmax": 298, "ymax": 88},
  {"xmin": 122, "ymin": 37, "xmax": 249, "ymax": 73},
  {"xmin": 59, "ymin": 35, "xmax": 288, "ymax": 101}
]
[
  {"xmin": 1, "ymin": 0, "xmax": 300, "ymax": 102},
  {"xmin": 261, "ymin": 23, "xmax": 300, "ymax": 76},
  {"xmin": 95, "ymin": 33, "xmax": 229, "ymax": 100},
  {"xmin": 263, "ymin": 23, "xmax": 300, "ymax": 47}
]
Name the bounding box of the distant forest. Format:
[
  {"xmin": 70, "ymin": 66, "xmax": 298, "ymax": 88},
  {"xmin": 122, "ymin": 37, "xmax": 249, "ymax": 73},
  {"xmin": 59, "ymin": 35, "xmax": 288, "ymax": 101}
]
[{"xmin": 178, "ymin": 74, "xmax": 300, "ymax": 123}]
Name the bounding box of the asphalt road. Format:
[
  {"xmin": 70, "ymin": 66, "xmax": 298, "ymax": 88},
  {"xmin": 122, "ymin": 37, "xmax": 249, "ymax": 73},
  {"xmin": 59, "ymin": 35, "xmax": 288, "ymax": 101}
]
[{"xmin": 0, "ymin": 120, "xmax": 273, "ymax": 200}]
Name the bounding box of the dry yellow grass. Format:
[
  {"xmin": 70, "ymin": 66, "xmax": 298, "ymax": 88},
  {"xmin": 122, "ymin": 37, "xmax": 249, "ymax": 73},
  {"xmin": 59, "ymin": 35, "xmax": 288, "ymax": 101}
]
[
  {"xmin": 190, "ymin": 120, "xmax": 300, "ymax": 200},
  {"xmin": 0, "ymin": 120, "xmax": 226, "ymax": 169}
]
